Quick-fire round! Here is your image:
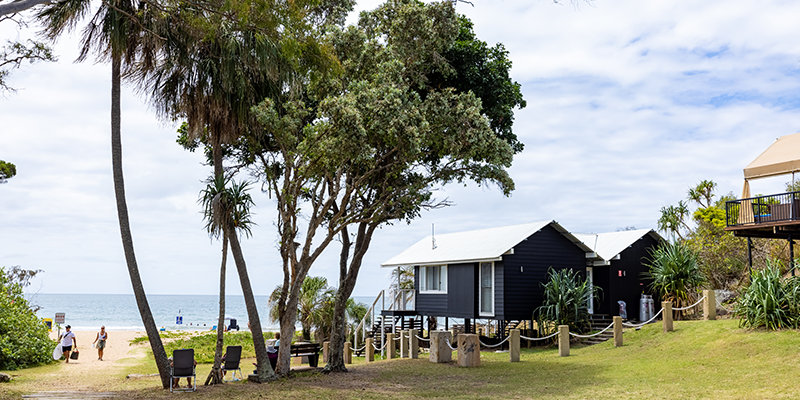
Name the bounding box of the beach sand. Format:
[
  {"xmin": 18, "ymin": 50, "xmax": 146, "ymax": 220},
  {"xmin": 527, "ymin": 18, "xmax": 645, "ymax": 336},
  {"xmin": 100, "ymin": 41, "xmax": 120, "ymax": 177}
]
[{"xmin": 50, "ymin": 330, "xmax": 145, "ymax": 364}]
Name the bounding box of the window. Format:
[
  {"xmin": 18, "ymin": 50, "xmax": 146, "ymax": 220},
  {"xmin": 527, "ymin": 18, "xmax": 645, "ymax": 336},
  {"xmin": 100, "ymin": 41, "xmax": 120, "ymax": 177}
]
[
  {"xmin": 479, "ymin": 262, "xmax": 494, "ymax": 316},
  {"xmin": 420, "ymin": 265, "xmax": 447, "ymax": 292}
]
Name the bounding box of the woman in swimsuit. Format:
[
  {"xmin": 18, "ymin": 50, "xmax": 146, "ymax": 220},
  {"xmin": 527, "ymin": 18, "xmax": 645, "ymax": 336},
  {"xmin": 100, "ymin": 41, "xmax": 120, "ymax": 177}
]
[{"xmin": 93, "ymin": 326, "xmax": 108, "ymax": 361}]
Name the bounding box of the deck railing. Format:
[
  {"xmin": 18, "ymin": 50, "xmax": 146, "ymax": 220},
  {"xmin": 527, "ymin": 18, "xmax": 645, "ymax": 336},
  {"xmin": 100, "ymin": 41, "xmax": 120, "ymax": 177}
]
[
  {"xmin": 390, "ymin": 289, "xmax": 415, "ymax": 311},
  {"xmin": 726, "ymin": 191, "xmax": 800, "ymax": 227}
]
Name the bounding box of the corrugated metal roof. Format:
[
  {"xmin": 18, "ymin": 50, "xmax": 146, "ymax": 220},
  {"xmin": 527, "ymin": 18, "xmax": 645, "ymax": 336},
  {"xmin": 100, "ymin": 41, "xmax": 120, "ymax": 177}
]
[
  {"xmin": 573, "ymin": 229, "xmax": 663, "ymax": 261},
  {"xmin": 381, "ymin": 221, "xmax": 592, "ymax": 268}
]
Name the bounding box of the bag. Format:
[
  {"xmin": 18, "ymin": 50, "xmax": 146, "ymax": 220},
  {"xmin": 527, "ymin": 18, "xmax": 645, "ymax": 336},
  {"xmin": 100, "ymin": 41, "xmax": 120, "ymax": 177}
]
[
  {"xmin": 52, "ymin": 343, "xmax": 63, "ymax": 360},
  {"xmin": 70, "ymin": 350, "xmax": 79, "ymax": 360}
]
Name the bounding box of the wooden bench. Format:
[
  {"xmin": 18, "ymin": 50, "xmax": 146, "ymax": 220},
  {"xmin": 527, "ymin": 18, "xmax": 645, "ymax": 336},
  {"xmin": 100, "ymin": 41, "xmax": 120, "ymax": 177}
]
[{"xmin": 290, "ymin": 342, "xmax": 321, "ymax": 367}]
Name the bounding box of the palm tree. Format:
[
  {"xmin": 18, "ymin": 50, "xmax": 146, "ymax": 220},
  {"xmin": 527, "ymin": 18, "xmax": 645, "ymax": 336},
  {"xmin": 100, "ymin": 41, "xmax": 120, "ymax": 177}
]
[
  {"xmin": 268, "ymin": 276, "xmax": 334, "ymax": 341},
  {"xmin": 37, "ymin": 0, "xmax": 172, "ymax": 388},
  {"xmin": 138, "ymin": 9, "xmax": 288, "ymax": 382},
  {"xmin": 199, "ymin": 175, "xmax": 254, "ymax": 384}
]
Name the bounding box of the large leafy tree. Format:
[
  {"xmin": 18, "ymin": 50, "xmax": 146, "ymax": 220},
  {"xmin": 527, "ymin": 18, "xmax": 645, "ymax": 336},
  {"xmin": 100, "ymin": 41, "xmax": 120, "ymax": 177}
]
[
  {"xmin": 0, "ymin": 159, "xmax": 16, "ymax": 183},
  {"xmin": 247, "ymin": 0, "xmax": 516, "ymax": 373},
  {"xmin": 37, "ymin": 0, "xmax": 172, "ymax": 387}
]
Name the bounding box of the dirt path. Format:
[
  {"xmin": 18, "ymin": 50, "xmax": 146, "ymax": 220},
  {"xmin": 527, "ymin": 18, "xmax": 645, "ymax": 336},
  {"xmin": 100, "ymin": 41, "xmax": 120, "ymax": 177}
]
[{"xmin": 38, "ymin": 331, "xmax": 149, "ymax": 392}]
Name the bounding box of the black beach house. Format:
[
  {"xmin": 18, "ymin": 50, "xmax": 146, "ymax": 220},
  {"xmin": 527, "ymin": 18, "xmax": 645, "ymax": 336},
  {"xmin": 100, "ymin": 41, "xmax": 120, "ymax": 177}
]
[{"xmin": 381, "ymin": 221, "xmax": 600, "ymax": 335}]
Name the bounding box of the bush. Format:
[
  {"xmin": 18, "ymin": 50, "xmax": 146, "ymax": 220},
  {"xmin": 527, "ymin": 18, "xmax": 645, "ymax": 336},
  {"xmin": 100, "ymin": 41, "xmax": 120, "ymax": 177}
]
[
  {"xmin": 142, "ymin": 331, "xmax": 275, "ymax": 363},
  {"xmin": 734, "ymin": 260, "xmax": 800, "ymax": 330},
  {"xmin": 0, "ymin": 267, "xmax": 56, "ymax": 370},
  {"xmin": 644, "ymin": 241, "xmax": 704, "ymax": 309},
  {"xmin": 534, "ymin": 268, "xmax": 599, "ymax": 334}
]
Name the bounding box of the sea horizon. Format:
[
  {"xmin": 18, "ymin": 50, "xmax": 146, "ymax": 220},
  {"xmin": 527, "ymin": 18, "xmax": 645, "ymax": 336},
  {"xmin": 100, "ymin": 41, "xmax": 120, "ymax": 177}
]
[{"xmin": 30, "ymin": 293, "xmax": 377, "ymax": 332}]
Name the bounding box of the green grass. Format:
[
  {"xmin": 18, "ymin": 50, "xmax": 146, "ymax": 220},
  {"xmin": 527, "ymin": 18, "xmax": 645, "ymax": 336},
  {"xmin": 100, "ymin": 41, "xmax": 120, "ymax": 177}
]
[
  {"xmin": 4, "ymin": 319, "xmax": 800, "ymax": 399},
  {"xmin": 131, "ymin": 331, "xmax": 276, "ymax": 363}
]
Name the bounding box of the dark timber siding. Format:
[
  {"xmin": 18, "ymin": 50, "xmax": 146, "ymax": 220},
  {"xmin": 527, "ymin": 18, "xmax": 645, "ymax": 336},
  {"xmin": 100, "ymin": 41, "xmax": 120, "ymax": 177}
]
[
  {"xmin": 494, "ymin": 261, "xmax": 504, "ymax": 319},
  {"xmin": 447, "ymin": 263, "xmax": 475, "ymax": 318},
  {"xmin": 501, "ymin": 224, "xmax": 587, "ymax": 320},
  {"xmin": 414, "ymin": 266, "xmax": 447, "ymax": 316},
  {"xmin": 597, "ymin": 234, "xmax": 661, "ymax": 319}
]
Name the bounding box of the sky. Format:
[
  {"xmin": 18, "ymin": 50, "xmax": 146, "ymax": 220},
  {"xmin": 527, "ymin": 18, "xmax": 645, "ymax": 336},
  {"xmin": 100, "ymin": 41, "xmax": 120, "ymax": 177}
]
[{"xmin": 3, "ymin": 0, "xmax": 800, "ymax": 298}]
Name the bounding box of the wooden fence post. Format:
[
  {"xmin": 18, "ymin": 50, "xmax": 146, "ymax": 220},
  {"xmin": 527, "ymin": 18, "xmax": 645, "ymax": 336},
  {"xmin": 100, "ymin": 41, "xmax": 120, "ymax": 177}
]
[
  {"xmin": 613, "ymin": 316, "xmax": 623, "ymax": 347},
  {"xmin": 558, "ymin": 325, "xmax": 570, "ymax": 357},
  {"xmin": 663, "ymin": 301, "xmax": 673, "ymax": 332},
  {"xmin": 387, "ymin": 333, "xmax": 396, "ymax": 359},
  {"xmin": 457, "ymin": 334, "xmax": 480, "ymax": 367},
  {"xmin": 365, "ymin": 338, "xmax": 374, "ymax": 362},
  {"xmin": 409, "ymin": 329, "xmax": 419, "ymax": 359},
  {"xmin": 400, "ymin": 330, "xmax": 408, "ymax": 358},
  {"xmin": 322, "ymin": 341, "xmax": 329, "ymax": 363},
  {"xmin": 429, "ymin": 331, "xmax": 451, "ymax": 363},
  {"xmin": 510, "ymin": 329, "xmax": 520, "ymax": 362},
  {"xmin": 344, "ymin": 341, "xmax": 352, "ymax": 364},
  {"xmin": 703, "ymin": 290, "xmax": 717, "ymax": 320}
]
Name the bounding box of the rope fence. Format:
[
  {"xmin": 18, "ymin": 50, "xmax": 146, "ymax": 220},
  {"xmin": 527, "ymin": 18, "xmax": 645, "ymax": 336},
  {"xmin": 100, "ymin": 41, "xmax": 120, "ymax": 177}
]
[
  {"xmin": 622, "ymin": 307, "xmax": 664, "ymax": 328},
  {"xmin": 415, "ymin": 335, "xmax": 430, "ymax": 342},
  {"xmin": 673, "ymin": 295, "xmax": 706, "ymax": 311},
  {"xmin": 444, "ymin": 337, "xmax": 458, "ymax": 350},
  {"xmin": 372, "ymin": 340, "xmax": 387, "ymax": 351},
  {"xmin": 568, "ymin": 322, "xmax": 614, "ymax": 338},
  {"xmin": 478, "ymin": 336, "xmax": 510, "ymax": 348},
  {"xmin": 520, "ymin": 331, "xmax": 560, "ymax": 341},
  {"xmin": 350, "ymin": 345, "xmax": 366, "ymax": 352}
]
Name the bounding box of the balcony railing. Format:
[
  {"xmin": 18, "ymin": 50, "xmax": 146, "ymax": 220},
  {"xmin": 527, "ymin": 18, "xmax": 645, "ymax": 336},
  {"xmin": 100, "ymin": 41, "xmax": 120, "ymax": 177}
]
[{"xmin": 726, "ymin": 191, "xmax": 800, "ymax": 227}]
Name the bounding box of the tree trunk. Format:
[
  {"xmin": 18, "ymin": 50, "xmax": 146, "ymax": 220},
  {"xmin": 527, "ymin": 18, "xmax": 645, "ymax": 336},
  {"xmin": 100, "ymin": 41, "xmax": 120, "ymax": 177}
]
[
  {"xmin": 227, "ymin": 228, "xmax": 276, "ymax": 382},
  {"xmin": 205, "ymin": 233, "xmax": 227, "ymax": 385},
  {"xmin": 277, "ymin": 297, "xmax": 299, "ymax": 375},
  {"xmin": 111, "ymin": 55, "xmax": 170, "ymax": 388},
  {"xmin": 325, "ymin": 222, "xmax": 377, "ymax": 373}
]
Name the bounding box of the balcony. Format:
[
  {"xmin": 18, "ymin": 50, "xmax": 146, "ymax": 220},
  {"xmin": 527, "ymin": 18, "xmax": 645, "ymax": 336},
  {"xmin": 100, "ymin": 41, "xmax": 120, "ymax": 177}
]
[{"xmin": 725, "ymin": 191, "xmax": 800, "ymax": 238}]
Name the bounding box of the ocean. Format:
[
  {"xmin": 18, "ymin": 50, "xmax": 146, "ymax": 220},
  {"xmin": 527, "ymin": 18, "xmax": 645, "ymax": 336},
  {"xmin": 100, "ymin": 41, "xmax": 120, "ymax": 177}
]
[{"xmin": 31, "ymin": 293, "xmax": 376, "ymax": 332}]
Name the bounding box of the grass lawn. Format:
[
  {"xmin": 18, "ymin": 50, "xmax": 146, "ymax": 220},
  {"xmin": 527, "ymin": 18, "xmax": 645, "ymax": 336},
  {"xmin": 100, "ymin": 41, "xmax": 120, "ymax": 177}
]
[{"xmin": 2, "ymin": 319, "xmax": 800, "ymax": 399}]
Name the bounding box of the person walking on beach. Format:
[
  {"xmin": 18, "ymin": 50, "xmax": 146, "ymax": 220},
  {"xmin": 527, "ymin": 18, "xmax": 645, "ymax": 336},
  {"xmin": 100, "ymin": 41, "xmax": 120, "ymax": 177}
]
[
  {"xmin": 58, "ymin": 325, "xmax": 77, "ymax": 363},
  {"xmin": 93, "ymin": 326, "xmax": 108, "ymax": 361}
]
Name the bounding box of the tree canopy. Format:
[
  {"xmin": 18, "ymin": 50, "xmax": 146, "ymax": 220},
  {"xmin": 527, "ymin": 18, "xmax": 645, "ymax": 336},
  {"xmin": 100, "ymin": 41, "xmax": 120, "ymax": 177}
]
[{"xmin": 0, "ymin": 160, "xmax": 16, "ymax": 183}]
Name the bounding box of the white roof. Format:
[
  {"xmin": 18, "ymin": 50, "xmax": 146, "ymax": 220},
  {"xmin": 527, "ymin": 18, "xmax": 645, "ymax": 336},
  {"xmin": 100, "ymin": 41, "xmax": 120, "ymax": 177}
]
[
  {"xmin": 381, "ymin": 221, "xmax": 593, "ymax": 268},
  {"xmin": 572, "ymin": 229, "xmax": 663, "ymax": 261}
]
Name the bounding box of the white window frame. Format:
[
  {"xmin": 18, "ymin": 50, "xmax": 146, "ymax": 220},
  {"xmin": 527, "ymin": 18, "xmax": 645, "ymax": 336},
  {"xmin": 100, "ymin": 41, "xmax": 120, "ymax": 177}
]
[
  {"xmin": 479, "ymin": 262, "xmax": 495, "ymax": 317},
  {"xmin": 419, "ymin": 265, "xmax": 447, "ymax": 293}
]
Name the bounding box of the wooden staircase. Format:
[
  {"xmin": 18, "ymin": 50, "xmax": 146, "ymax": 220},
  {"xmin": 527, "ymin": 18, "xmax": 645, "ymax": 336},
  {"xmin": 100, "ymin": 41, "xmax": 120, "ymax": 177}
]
[{"xmin": 581, "ymin": 314, "xmax": 614, "ymax": 345}]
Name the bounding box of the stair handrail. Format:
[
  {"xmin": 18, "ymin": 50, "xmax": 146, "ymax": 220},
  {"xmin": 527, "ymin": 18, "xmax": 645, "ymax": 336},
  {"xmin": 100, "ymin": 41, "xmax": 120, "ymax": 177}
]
[
  {"xmin": 387, "ymin": 288, "xmax": 415, "ymax": 311},
  {"xmin": 354, "ymin": 290, "xmax": 384, "ymax": 354}
]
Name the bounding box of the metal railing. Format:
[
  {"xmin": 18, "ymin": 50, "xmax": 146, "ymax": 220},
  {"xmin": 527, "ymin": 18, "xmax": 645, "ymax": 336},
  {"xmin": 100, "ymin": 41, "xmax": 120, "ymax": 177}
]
[{"xmin": 726, "ymin": 191, "xmax": 800, "ymax": 227}]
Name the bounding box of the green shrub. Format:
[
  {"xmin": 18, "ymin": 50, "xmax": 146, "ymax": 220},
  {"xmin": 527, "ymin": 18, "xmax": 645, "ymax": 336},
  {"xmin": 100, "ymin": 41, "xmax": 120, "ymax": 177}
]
[
  {"xmin": 139, "ymin": 331, "xmax": 275, "ymax": 363},
  {"xmin": 734, "ymin": 260, "xmax": 800, "ymax": 330},
  {"xmin": 0, "ymin": 267, "xmax": 56, "ymax": 370},
  {"xmin": 534, "ymin": 268, "xmax": 599, "ymax": 334},
  {"xmin": 644, "ymin": 241, "xmax": 704, "ymax": 308}
]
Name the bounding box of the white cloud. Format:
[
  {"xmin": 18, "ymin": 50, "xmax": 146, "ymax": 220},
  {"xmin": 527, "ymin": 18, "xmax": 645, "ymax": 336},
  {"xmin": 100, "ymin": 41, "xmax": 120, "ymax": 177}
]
[{"xmin": 3, "ymin": 0, "xmax": 800, "ymax": 297}]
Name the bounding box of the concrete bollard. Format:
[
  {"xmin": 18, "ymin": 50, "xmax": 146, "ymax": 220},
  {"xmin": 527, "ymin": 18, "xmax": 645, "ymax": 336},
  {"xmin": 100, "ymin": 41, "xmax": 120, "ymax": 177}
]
[
  {"xmin": 663, "ymin": 301, "xmax": 673, "ymax": 332},
  {"xmin": 558, "ymin": 325, "xmax": 570, "ymax": 357},
  {"xmin": 344, "ymin": 341, "xmax": 352, "ymax": 364},
  {"xmin": 457, "ymin": 334, "xmax": 480, "ymax": 367},
  {"xmin": 613, "ymin": 316, "xmax": 623, "ymax": 347},
  {"xmin": 400, "ymin": 330, "xmax": 408, "ymax": 358},
  {"xmin": 510, "ymin": 329, "xmax": 520, "ymax": 362},
  {"xmin": 387, "ymin": 333, "xmax": 396, "ymax": 359},
  {"xmin": 410, "ymin": 329, "xmax": 419, "ymax": 359},
  {"xmin": 366, "ymin": 338, "xmax": 374, "ymax": 362},
  {"xmin": 429, "ymin": 331, "xmax": 452, "ymax": 363},
  {"xmin": 704, "ymin": 290, "xmax": 717, "ymax": 321},
  {"xmin": 323, "ymin": 341, "xmax": 329, "ymax": 363}
]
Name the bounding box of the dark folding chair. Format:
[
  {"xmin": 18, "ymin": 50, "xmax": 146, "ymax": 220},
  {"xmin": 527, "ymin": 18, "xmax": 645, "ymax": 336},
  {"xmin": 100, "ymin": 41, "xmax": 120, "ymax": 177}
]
[
  {"xmin": 221, "ymin": 345, "xmax": 243, "ymax": 382},
  {"xmin": 170, "ymin": 349, "xmax": 196, "ymax": 393}
]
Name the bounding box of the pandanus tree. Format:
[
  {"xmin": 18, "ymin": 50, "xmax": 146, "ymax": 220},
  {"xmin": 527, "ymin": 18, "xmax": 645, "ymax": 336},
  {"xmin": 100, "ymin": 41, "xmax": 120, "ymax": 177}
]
[
  {"xmin": 199, "ymin": 175, "xmax": 254, "ymax": 384},
  {"xmin": 37, "ymin": 0, "xmax": 172, "ymax": 387}
]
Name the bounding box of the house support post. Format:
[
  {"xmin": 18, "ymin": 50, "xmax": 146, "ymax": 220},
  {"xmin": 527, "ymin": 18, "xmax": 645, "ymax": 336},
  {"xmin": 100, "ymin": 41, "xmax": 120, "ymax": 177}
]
[
  {"xmin": 558, "ymin": 325, "xmax": 570, "ymax": 357},
  {"xmin": 323, "ymin": 341, "xmax": 329, "ymax": 363},
  {"xmin": 510, "ymin": 329, "xmax": 520, "ymax": 362},
  {"xmin": 663, "ymin": 301, "xmax": 673, "ymax": 332},
  {"xmin": 429, "ymin": 331, "xmax": 451, "ymax": 363},
  {"xmin": 703, "ymin": 290, "xmax": 717, "ymax": 320},
  {"xmin": 465, "ymin": 318, "xmax": 471, "ymax": 334},
  {"xmin": 457, "ymin": 334, "xmax": 480, "ymax": 367},
  {"xmin": 387, "ymin": 333, "xmax": 396, "ymax": 359},
  {"xmin": 399, "ymin": 330, "xmax": 408, "ymax": 358},
  {"xmin": 613, "ymin": 316, "xmax": 623, "ymax": 347},
  {"xmin": 365, "ymin": 338, "xmax": 374, "ymax": 362},
  {"xmin": 344, "ymin": 341, "xmax": 352, "ymax": 364},
  {"xmin": 747, "ymin": 237, "xmax": 753, "ymax": 275},
  {"xmin": 790, "ymin": 234, "xmax": 795, "ymax": 276},
  {"xmin": 445, "ymin": 317, "xmax": 449, "ymax": 330},
  {"xmin": 409, "ymin": 329, "xmax": 419, "ymax": 359}
]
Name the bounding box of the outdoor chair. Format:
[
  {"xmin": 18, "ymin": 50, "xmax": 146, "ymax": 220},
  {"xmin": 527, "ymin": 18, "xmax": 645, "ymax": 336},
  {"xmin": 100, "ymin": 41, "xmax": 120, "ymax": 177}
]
[
  {"xmin": 170, "ymin": 349, "xmax": 196, "ymax": 393},
  {"xmin": 221, "ymin": 345, "xmax": 243, "ymax": 382}
]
